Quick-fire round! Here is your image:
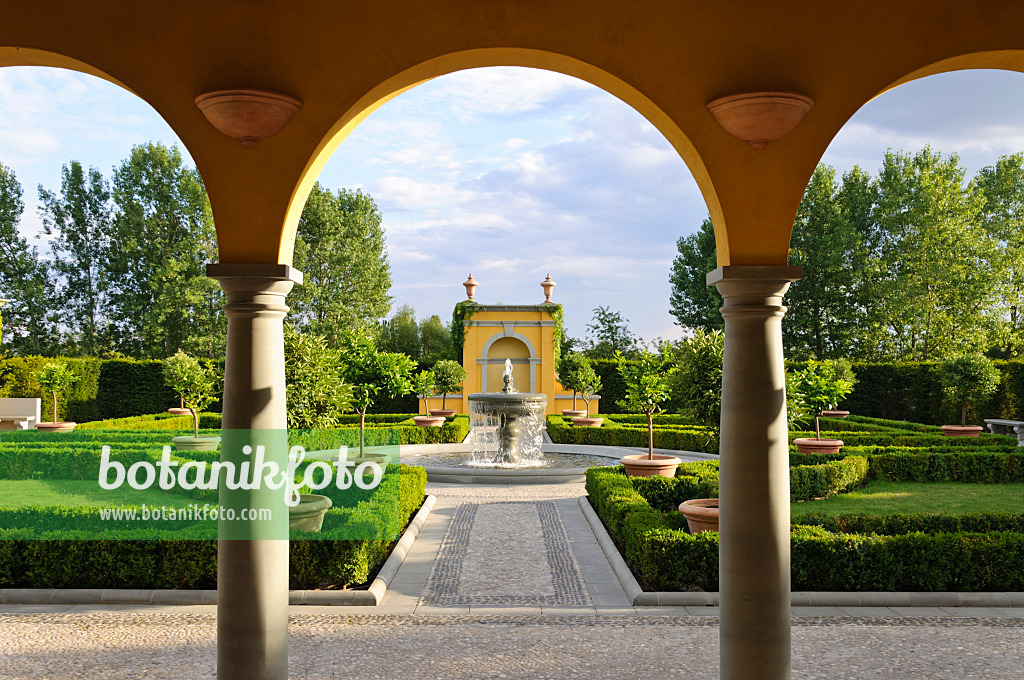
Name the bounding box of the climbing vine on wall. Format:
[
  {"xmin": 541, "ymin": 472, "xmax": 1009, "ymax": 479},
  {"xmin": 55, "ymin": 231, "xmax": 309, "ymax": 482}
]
[
  {"xmin": 451, "ymin": 300, "xmax": 484, "ymax": 363},
  {"xmin": 548, "ymin": 303, "xmax": 565, "ymax": 367}
]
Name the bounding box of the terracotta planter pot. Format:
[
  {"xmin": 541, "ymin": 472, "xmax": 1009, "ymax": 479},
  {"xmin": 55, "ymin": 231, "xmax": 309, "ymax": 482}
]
[
  {"xmin": 171, "ymin": 435, "xmax": 221, "ymax": 451},
  {"xmin": 793, "ymin": 438, "xmax": 844, "ymax": 455},
  {"xmin": 36, "ymin": 421, "xmax": 76, "ymax": 433},
  {"xmin": 940, "ymin": 425, "xmax": 983, "ymax": 438},
  {"xmin": 620, "ymin": 454, "xmax": 681, "ymax": 478},
  {"xmin": 413, "ymin": 415, "xmax": 445, "ymax": 428},
  {"xmin": 821, "ymin": 410, "xmax": 850, "ymax": 418},
  {"xmin": 562, "ymin": 409, "xmax": 587, "ymax": 418},
  {"xmin": 288, "ymin": 494, "xmax": 333, "ymax": 532},
  {"xmin": 167, "ymin": 407, "xmax": 192, "ymax": 416},
  {"xmin": 679, "ymin": 498, "xmax": 719, "ymax": 534},
  {"xmin": 571, "ymin": 416, "xmax": 603, "ymax": 427},
  {"xmin": 429, "ymin": 409, "xmax": 456, "ymax": 418}
]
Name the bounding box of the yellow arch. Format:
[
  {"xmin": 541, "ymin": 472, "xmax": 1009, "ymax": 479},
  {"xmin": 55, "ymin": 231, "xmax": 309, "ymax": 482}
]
[{"xmin": 281, "ymin": 48, "xmax": 722, "ymax": 264}]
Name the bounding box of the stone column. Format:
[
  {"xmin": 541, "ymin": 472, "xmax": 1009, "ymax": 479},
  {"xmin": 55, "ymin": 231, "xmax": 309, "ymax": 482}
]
[
  {"xmin": 206, "ymin": 263, "xmax": 302, "ymax": 680},
  {"xmin": 707, "ymin": 265, "xmax": 801, "ymax": 680}
]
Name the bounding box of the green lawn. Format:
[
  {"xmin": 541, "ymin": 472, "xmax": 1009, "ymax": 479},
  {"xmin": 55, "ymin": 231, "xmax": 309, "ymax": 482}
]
[
  {"xmin": 791, "ymin": 480, "xmax": 1024, "ymax": 517},
  {"xmin": 0, "ymin": 479, "xmax": 200, "ymax": 509}
]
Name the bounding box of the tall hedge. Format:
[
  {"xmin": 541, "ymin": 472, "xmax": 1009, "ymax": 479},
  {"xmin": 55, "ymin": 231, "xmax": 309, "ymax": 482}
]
[
  {"xmin": 0, "ymin": 356, "xmax": 187, "ymax": 422},
  {"xmin": 837, "ymin": 360, "xmax": 1024, "ymax": 426}
]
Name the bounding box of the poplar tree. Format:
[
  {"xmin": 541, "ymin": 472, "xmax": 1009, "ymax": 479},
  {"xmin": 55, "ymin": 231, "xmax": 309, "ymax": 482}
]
[
  {"xmin": 975, "ymin": 153, "xmax": 1024, "ymax": 358},
  {"xmin": 290, "ymin": 183, "xmax": 393, "ymax": 342},
  {"xmin": 38, "ymin": 161, "xmax": 112, "ymax": 356},
  {"xmin": 0, "ymin": 162, "xmax": 57, "ymax": 354},
  {"xmin": 107, "ymin": 143, "xmax": 224, "ymax": 359}
]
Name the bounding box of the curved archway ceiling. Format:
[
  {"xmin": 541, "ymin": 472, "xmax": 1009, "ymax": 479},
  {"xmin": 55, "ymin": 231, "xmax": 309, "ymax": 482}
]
[{"xmin": 3, "ymin": 3, "xmax": 1024, "ymax": 268}]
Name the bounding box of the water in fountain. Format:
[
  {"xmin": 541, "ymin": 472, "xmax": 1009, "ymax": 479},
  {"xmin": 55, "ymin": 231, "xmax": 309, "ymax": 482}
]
[{"xmin": 467, "ymin": 358, "xmax": 548, "ymax": 467}]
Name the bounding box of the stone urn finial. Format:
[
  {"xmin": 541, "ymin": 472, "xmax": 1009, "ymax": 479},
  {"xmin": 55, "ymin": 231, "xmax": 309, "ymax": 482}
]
[
  {"xmin": 706, "ymin": 92, "xmax": 814, "ymax": 149},
  {"xmin": 541, "ymin": 273, "xmax": 555, "ymax": 303},
  {"xmin": 463, "ymin": 273, "xmax": 478, "ymax": 300}
]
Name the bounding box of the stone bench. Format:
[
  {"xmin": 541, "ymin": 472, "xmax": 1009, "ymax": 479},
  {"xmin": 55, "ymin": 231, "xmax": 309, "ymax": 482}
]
[
  {"xmin": 984, "ymin": 419, "xmax": 1024, "ymax": 436},
  {"xmin": 0, "ymin": 398, "xmax": 40, "ymax": 430}
]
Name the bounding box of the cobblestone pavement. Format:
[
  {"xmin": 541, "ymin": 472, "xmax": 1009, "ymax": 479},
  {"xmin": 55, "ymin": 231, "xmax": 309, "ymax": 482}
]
[{"xmin": 1, "ymin": 611, "xmax": 1022, "ymax": 679}]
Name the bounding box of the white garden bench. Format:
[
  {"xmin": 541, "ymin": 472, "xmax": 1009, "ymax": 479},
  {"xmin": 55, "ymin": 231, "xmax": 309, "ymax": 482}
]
[{"xmin": 0, "ymin": 398, "xmax": 40, "ymax": 430}]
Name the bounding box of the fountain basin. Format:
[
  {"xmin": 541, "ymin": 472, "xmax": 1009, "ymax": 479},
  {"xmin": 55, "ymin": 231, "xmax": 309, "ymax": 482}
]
[{"xmin": 468, "ymin": 392, "xmax": 548, "ymax": 467}]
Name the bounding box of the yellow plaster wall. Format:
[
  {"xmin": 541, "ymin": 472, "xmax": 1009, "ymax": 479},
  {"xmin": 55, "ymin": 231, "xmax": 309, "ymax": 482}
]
[{"xmin": 417, "ymin": 304, "xmax": 570, "ymax": 416}]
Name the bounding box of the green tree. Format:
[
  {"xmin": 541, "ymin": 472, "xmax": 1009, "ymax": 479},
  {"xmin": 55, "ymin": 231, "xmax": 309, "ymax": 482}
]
[
  {"xmin": 378, "ymin": 304, "xmax": 421, "ymax": 358},
  {"xmin": 872, "ymin": 147, "xmax": 996, "ymax": 360},
  {"xmin": 785, "ymin": 165, "xmax": 872, "ymax": 360},
  {"xmin": 556, "ymin": 352, "xmax": 598, "ymax": 412},
  {"xmin": 35, "ymin": 361, "xmax": 78, "ymax": 424},
  {"xmin": 336, "ymin": 329, "xmax": 416, "ymax": 454},
  {"xmin": 108, "ymin": 143, "xmax": 224, "ymax": 359},
  {"xmin": 616, "ymin": 350, "xmax": 677, "ymax": 459},
  {"xmin": 411, "ymin": 369, "xmax": 436, "ymax": 414},
  {"xmin": 669, "ymin": 217, "xmax": 723, "ymax": 331},
  {"xmin": 38, "ymin": 161, "xmax": 112, "ymax": 356},
  {"xmin": 0, "ymin": 162, "xmax": 58, "ymax": 355},
  {"xmin": 283, "ymin": 326, "xmax": 352, "ymax": 429},
  {"xmin": 291, "ymin": 184, "xmax": 392, "ymax": 341},
  {"xmin": 939, "ymin": 354, "xmax": 1000, "ymax": 427},
  {"xmin": 162, "ymin": 350, "xmax": 221, "ymax": 437},
  {"xmin": 975, "ymin": 153, "xmax": 1024, "ymax": 358},
  {"xmin": 419, "ymin": 314, "xmax": 452, "ymax": 362},
  {"xmin": 585, "ymin": 306, "xmax": 639, "ymax": 359},
  {"xmin": 431, "ymin": 359, "xmax": 466, "ymax": 412}
]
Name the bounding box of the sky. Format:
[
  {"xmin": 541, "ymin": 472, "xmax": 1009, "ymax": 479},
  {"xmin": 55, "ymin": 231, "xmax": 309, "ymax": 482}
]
[{"xmin": 2, "ymin": 67, "xmax": 1024, "ymax": 343}]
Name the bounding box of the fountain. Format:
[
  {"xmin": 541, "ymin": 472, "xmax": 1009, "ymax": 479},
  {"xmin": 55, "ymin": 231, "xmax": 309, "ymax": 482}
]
[
  {"xmin": 467, "ymin": 359, "xmax": 548, "ymax": 467},
  {"xmin": 401, "ymin": 358, "xmax": 621, "ymax": 480}
]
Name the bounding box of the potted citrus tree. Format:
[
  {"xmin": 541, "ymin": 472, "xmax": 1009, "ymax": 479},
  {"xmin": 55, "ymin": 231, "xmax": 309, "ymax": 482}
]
[
  {"xmin": 163, "ymin": 350, "xmax": 222, "ymax": 451},
  {"xmin": 791, "ymin": 360, "xmax": 854, "ymax": 454},
  {"xmin": 616, "ymin": 350, "xmax": 680, "ymax": 477},
  {"xmin": 556, "ymin": 352, "xmax": 592, "ymax": 418},
  {"xmin": 412, "ymin": 370, "xmax": 445, "ymax": 427},
  {"xmin": 573, "ymin": 370, "xmax": 603, "ymax": 427},
  {"xmin": 35, "ymin": 361, "xmax": 79, "ymax": 433},
  {"xmin": 939, "ymin": 354, "xmax": 1000, "ymax": 437},
  {"xmin": 429, "ymin": 359, "xmax": 465, "ymax": 418}
]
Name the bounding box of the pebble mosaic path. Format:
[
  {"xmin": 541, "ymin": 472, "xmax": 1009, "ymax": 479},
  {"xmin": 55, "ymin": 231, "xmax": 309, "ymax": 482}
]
[
  {"xmin": 420, "ymin": 501, "xmax": 591, "ymax": 607},
  {"xmin": 1, "ymin": 480, "xmax": 1022, "ymax": 678}
]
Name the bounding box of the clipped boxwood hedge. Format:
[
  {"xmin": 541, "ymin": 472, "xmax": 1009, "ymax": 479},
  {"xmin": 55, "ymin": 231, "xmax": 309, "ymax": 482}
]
[
  {"xmin": 546, "ymin": 415, "xmax": 718, "ymax": 454},
  {"xmin": 585, "ymin": 460, "xmax": 1024, "ymax": 592},
  {"xmin": 0, "ymin": 465, "xmax": 427, "ymax": 590}
]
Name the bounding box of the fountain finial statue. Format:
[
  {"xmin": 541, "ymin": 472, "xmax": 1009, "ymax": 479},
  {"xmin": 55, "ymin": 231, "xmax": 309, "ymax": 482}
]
[{"xmin": 502, "ymin": 358, "xmax": 516, "ymax": 393}]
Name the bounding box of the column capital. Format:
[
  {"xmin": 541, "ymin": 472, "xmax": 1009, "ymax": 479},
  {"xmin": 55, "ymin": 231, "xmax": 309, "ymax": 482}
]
[
  {"xmin": 206, "ymin": 262, "xmax": 303, "ymax": 286},
  {"xmin": 706, "ymin": 265, "xmax": 802, "ymax": 287},
  {"xmin": 707, "ymin": 265, "xmax": 802, "ymax": 309}
]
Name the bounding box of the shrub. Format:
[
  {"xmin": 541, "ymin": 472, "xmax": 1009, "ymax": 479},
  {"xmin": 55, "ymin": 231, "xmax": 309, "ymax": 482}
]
[
  {"xmin": 664, "ymin": 329, "xmax": 724, "ymax": 430},
  {"xmin": 284, "ymin": 327, "xmax": 353, "ymax": 428}
]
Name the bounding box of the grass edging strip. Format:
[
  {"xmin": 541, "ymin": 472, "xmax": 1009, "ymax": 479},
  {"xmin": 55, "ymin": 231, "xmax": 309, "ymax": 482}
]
[
  {"xmin": 579, "ymin": 495, "xmax": 1024, "ymax": 608},
  {"xmin": 0, "ymin": 495, "xmax": 437, "ymax": 607}
]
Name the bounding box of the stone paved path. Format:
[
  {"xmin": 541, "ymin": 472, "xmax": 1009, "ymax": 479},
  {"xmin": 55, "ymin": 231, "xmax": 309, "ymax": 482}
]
[
  {"xmin": 1, "ymin": 480, "xmax": 1022, "ymax": 678},
  {"xmin": 379, "ymin": 482, "xmax": 632, "ymax": 614}
]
